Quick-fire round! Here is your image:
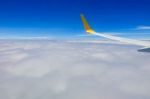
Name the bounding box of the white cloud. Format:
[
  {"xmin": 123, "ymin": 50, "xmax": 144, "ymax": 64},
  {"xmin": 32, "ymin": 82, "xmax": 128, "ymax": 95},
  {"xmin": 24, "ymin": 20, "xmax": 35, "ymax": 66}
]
[
  {"xmin": 136, "ymin": 26, "xmax": 150, "ymax": 30},
  {"xmin": 0, "ymin": 40, "xmax": 150, "ymax": 99}
]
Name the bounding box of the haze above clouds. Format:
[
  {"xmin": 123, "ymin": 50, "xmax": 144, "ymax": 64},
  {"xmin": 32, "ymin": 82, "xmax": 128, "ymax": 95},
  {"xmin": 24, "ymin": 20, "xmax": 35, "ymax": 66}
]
[{"xmin": 0, "ymin": 40, "xmax": 150, "ymax": 99}]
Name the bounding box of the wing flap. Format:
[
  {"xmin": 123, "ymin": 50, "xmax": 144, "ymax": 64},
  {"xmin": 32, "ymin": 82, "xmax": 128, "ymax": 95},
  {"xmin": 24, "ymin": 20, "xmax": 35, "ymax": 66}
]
[{"xmin": 138, "ymin": 47, "xmax": 150, "ymax": 52}]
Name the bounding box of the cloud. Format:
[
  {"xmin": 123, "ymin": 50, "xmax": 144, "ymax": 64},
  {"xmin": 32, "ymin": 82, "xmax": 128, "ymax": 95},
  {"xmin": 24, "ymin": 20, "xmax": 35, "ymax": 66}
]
[
  {"xmin": 76, "ymin": 34, "xmax": 92, "ymax": 37},
  {"xmin": 0, "ymin": 40, "xmax": 150, "ymax": 99},
  {"xmin": 136, "ymin": 26, "xmax": 150, "ymax": 30}
]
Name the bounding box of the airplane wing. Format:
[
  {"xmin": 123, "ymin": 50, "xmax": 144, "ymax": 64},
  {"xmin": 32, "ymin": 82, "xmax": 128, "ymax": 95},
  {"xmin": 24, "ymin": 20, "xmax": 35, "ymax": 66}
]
[{"xmin": 81, "ymin": 14, "xmax": 150, "ymax": 52}]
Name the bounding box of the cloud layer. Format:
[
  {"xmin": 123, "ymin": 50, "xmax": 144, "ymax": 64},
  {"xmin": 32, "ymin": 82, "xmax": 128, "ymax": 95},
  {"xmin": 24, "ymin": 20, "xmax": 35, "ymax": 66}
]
[{"xmin": 0, "ymin": 40, "xmax": 150, "ymax": 99}]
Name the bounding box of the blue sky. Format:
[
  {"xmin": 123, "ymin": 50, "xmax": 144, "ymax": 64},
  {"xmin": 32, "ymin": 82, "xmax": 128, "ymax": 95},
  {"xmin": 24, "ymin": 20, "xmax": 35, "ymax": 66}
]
[{"xmin": 0, "ymin": 0, "xmax": 150, "ymax": 39}]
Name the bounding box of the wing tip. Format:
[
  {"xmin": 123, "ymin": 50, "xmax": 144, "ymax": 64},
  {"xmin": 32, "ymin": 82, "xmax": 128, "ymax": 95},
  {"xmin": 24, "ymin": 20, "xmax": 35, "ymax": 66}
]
[{"xmin": 80, "ymin": 14, "xmax": 95, "ymax": 34}]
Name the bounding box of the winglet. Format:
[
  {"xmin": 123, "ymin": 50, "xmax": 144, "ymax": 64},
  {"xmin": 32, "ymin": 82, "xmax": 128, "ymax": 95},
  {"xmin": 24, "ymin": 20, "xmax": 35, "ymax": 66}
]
[{"xmin": 80, "ymin": 14, "xmax": 95, "ymax": 34}]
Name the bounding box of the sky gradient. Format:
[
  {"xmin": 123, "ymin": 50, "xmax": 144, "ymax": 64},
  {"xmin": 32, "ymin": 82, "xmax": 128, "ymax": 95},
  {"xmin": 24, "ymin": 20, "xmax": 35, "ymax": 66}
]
[{"xmin": 0, "ymin": 0, "xmax": 150, "ymax": 39}]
